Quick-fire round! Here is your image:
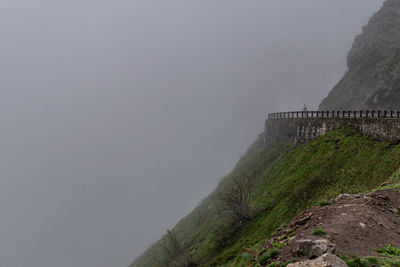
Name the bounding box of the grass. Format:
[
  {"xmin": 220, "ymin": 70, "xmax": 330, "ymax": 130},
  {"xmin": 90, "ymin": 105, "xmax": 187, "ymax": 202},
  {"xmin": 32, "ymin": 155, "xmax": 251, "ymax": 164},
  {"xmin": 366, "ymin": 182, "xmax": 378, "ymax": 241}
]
[
  {"xmin": 130, "ymin": 128, "xmax": 400, "ymax": 267},
  {"xmin": 311, "ymin": 228, "xmax": 325, "ymax": 236},
  {"xmin": 377, "ymin": 244, "xmax": 400, "ymax": 256},
  {"xmin": 317, "ymin": 199, "xmax": 332, "ymax": 206},
  {"xmin": 259, "ymin": 249, "xmax": 280, "ymax": 265},
  {"xmin": 341, "ymin": 245, "xmax": 400, "ymax": 267}
]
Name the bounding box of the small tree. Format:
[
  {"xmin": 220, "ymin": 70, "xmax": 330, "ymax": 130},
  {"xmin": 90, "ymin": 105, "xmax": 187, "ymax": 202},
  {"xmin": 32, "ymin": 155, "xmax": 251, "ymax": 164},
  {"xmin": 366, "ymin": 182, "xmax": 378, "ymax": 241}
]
[
  {"xmin": 161, "ymin": 229, "xmax": 196, "ymax": 267},
  {"xmin": 217, "ymin": 173, "xmax": 257, "ymax": 226}
]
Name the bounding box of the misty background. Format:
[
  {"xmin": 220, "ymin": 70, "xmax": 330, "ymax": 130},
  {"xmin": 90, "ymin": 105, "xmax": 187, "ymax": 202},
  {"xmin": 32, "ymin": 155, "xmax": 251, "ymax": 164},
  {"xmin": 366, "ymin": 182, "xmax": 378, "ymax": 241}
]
[{"xmin": 0, "ymin": 1, "xmax": 384, "ymax": 266}]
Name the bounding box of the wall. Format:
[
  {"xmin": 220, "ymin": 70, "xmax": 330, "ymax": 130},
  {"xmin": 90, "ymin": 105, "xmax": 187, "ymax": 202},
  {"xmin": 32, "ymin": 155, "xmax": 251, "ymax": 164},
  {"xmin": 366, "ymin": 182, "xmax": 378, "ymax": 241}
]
[{"xmin": 264, "ymin": 117, "xmax": 400, "ymax": 144}]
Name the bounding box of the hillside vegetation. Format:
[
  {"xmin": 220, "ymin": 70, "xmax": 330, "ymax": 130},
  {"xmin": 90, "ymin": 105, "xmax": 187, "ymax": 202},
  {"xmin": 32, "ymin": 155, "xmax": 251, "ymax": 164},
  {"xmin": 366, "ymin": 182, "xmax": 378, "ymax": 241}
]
[{"xmin": 130, "ymin": 128, "xmax": 400, "ymax": 267}]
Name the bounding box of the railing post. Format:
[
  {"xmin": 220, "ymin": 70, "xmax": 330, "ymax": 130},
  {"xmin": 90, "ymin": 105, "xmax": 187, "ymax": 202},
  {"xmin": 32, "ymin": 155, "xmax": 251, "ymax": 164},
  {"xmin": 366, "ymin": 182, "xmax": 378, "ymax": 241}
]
[
  {"xmin": 378, "ymin": 110, "xmax": 381, "ymax": 118},
  {"xmin": 354, "ymin": 111, "xmax": 357, "ymax": 118},
  {"xmin": 391, "ymin": 111, "xmax": 394, "ymax": 118},
  {"xmin": 398, "ymin": 111, "xmax": 400, "ymax": 118},
  {"xmin": 384, "ymin": 110, "xmax": 387, "ymax": 118}
]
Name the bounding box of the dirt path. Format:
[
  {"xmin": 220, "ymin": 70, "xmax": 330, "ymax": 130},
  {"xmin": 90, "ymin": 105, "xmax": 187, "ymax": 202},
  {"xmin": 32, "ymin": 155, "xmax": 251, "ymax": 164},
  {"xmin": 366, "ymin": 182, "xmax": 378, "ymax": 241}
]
[{"xmin": 263, "ymin": 189, "xmax": 400, "ymax": 262}]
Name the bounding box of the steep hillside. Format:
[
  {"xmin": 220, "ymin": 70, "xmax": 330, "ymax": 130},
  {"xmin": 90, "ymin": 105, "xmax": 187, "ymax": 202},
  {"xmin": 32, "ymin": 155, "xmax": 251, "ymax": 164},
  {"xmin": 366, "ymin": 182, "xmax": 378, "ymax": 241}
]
[
  {"xmin": 130, "ymin": 128, "xmax": 400, "ymax": 266},
  {"xmin": 319, "ymin": 0, "xmax": 400, "ymax": 110}
]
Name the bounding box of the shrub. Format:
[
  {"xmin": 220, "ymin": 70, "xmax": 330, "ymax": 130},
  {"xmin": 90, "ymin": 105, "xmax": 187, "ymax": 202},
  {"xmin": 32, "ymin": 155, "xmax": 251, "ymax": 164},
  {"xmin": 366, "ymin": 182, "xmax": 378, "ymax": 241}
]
[
  {"xmin": 311, "ymin": 228, "xmax": 325, "ymax": 236},
  {"xmin": 217, "ymin": 174, "xmax": 258, "ymax": 226}
]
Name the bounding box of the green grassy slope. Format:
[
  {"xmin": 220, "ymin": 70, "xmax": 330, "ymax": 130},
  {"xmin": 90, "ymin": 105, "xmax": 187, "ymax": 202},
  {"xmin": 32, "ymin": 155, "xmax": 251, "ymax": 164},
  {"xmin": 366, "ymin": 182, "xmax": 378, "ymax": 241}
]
[{"xmin": 130, "ymin": 128, "xmax": 400, "ymax": 267}]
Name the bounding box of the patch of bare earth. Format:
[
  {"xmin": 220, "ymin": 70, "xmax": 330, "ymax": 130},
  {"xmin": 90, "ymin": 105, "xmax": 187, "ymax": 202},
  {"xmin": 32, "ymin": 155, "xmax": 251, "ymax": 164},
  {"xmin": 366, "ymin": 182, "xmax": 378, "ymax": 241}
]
[{"xmin": 263, "ymin": 189, "xmax": 400, "ymax": 262}]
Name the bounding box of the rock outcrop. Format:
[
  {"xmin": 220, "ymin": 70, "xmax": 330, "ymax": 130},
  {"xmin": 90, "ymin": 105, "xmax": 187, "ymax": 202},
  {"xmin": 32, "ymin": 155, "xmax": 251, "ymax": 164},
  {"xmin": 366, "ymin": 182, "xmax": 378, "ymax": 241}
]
[
  {"xmin": 292, "ymin": 239, "xmax": 335, "ymax": 259},
  {"xmin": 319, "ymin": 0, "xmax": 400, "ymax": 110},
  {"xmin": 287, "ymin": 253, "xmax": 347, "ymax": 267}
]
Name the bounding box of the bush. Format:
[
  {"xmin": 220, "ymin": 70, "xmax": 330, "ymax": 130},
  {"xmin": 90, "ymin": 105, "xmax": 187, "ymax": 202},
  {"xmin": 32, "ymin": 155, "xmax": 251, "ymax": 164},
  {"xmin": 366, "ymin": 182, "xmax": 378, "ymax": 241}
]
[
  {"xmin": 311, "ymin": 228, "xmax": 325, "ymax": 236},
  {"xmin": 259, "ymin": 249, "xmax": 280, "ymax": 265}
]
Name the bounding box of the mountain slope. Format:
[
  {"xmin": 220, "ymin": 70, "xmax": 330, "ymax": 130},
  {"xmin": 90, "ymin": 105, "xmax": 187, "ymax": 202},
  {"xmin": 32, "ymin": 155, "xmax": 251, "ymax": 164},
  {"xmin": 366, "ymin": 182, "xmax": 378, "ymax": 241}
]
[
  {"xmin": 130, "ymin": 128, "xmax": 400, "ymax": 266},
  {"xmin": 319, "ymin": 0, "xmax": 400, "ymax": 110}
]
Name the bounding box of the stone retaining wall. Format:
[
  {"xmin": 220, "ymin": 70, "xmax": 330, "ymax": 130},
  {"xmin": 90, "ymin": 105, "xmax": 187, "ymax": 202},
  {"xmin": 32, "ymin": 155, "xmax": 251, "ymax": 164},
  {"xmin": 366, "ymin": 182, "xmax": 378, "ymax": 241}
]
[{"xmin": 264, "ymin": 117, "xmax": 400, "ymax": 144}]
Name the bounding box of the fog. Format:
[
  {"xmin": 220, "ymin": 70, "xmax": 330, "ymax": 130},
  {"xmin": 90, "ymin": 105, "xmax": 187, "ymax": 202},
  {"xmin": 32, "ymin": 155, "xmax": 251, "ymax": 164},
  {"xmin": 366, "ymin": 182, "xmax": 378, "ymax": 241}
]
[{"xmin": 0, "ymin": 1, "xmax": 384, "ymax": 266}]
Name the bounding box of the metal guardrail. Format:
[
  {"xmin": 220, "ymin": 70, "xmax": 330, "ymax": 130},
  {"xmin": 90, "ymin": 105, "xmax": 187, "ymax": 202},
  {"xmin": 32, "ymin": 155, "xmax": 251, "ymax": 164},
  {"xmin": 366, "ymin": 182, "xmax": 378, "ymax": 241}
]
[{"xmin": 267, "ymin": 110, "xmax": 400, "ymax": 120}]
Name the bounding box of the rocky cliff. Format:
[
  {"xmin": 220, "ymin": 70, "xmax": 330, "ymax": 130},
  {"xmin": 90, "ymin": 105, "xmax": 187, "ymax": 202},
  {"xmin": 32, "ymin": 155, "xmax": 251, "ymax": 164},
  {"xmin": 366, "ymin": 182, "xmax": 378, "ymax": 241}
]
[{"xmin": 319, "ymin": 0, "xmax": 400, "ymax": 110}]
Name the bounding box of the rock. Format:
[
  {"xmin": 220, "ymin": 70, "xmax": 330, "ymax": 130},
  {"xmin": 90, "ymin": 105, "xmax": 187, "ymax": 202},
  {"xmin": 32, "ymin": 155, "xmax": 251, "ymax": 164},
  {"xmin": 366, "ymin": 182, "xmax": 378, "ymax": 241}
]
[
  {"xmin": 292, "ymin": 239, "xmax": 313, "ymax": 257},
  {"xmin": 287, "ymin": 253, "xmax": 347, "ymax": 267},
  {"xmin": 310, "ymin": 239, "xmax": 335, "ymax": 258},
  {"xmin": 359, "ymin": 222, "xmax": 366, "ymax": 229},
  {"xmin": 334, "ymin": 194, "xmax": 351, "ymax": 202},
  {"xmin": 292, "ymin": 239, "xmax": 335, "ymax": 258},
  {"xmin": 296, "ymin": 213, "xmax": 312, "ymax": 226},
  {"xmin": 391, "ymin": 208, "xmax": 399, "ymax": 214}
]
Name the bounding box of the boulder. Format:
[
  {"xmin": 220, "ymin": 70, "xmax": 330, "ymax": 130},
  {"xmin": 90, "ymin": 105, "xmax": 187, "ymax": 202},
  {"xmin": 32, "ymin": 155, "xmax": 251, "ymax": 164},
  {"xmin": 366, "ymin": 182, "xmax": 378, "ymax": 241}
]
[
  {"xmin": 310, "ymin": 239, "xmax": 335, "ymax": 258},
  {"xmin": 292, "ymin": 239, "xmax": 335, "ymax": 258},
  {"xmin": 292, "ymin": 239, "xmax": 313, "ymax": 257},
  {"xmin": 287, "ymin": 253, "xmax": 348, "ymax": 267}
]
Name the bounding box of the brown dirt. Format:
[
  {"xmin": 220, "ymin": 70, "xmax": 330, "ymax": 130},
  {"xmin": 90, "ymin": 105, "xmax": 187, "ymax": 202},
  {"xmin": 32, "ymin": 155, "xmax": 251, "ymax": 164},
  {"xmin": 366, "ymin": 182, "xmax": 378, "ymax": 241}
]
[{"xmin": 262, "ymin": 189, "xmax": 400, "ymax": 262}]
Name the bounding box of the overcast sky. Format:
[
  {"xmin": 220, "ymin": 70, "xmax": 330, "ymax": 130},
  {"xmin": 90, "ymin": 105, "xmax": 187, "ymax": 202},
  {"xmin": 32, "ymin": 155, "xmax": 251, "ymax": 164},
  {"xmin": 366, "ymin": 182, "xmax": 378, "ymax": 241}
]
[{"xmin": 0, "ymin": 1, "xmax": 384, "ymax": 267}]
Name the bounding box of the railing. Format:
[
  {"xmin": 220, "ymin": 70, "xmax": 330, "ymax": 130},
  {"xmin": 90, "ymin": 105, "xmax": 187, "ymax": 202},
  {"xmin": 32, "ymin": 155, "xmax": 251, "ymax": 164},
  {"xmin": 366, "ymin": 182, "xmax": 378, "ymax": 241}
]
[{"xmin": 268, "ymin": 110, "xmax": 400, "ymax": 120}]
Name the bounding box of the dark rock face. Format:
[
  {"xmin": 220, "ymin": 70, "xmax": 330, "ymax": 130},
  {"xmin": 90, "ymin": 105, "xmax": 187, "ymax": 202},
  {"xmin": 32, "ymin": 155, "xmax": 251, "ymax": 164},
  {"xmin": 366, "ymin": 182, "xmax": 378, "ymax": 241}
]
[
  {"xmin": 319, "ymin": 0, "xmax": 400, "ymax": 110},
  {"xmin": 366, "ymin": 52, "xmax": 400, "ymax": 109}
]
